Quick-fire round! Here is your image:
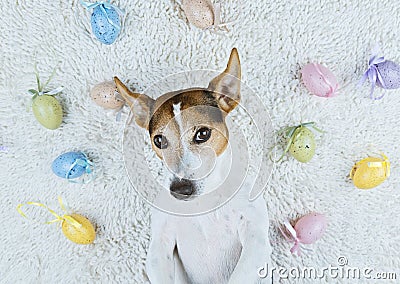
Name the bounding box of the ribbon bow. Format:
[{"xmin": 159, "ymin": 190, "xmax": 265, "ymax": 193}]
[
  {"xmin": 279, "ymin": 220, "xmax": 302, "ymax": 256},
  {"xmin": 17, "ymin": 197, "xmax": 82, "ymax": 228},
  {"xmin": 66, "ymin": 153, "xmax": 95, "ymax": 184},
  {"xmin": 27, "ymin": 64, "xmax": 63, "ymax": 99},
  {"xmin": 80, "ymin": 0, "xmax": 124, "ymax": 31},
  {"xmin": 367, "ymin": 153, "xmax": 390, "ymax": 178},
  {"xmin": 28, "ymin": 86, "xmax": 64, "ymax": 97},
  {"xmin": 359, "ymin": 50, "xmax": 387, "ymax": 100}
]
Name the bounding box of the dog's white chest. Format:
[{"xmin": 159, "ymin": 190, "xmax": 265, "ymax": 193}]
[{"xmin": 174, "ymin": 210, "xmax": 242, "ymax": 283}]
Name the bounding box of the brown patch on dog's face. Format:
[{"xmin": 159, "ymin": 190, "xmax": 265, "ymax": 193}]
[{"xmin": 149, "ymin": 89, "xmax": 228, "ymax": 175}]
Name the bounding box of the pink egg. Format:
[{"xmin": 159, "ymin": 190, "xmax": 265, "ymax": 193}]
[
  {"xmin": 294, "ymin": 212, "xmax": 327, "ymax": 245},
  {"xmin": 301, "ymin": 63, "xmax": 339, "ymax": 97}
]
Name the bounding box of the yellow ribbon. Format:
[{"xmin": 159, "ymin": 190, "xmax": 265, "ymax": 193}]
[
  {"xmin": 351, "ymin": 153, "xmax": 390, "ymax": 178},
  {"xmin": 367, "ymin": 153, "xmax": 390, "ymax": 177},
  {"xmin": 17, "ymin": 197, "xmax": 82, "ymax": 228}
]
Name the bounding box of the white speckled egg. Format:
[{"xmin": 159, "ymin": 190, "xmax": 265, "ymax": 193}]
[
  {"xmin": 182, "ymin": 0, "xmax": 215, "ymax": 29},
  {"xmin": 90, "ymin": 81, "xmax": 124, "ymax": 109}
]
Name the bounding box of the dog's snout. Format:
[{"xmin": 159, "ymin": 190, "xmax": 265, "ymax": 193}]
[{"xmin": 170, "ymin": 179, "xmax": 195, "ymax": 200}]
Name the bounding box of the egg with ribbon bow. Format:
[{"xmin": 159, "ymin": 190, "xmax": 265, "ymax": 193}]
[
  {"xmin": 350, "ymin": 153, "xmax": 390, "ymax": 189},
  {"xmin": 301, "ymin": 63, "xmax": 339, "ymax": 97},
  {"xmin": 271, "ymin": 122, "xmax": 323, "ymax": 163},
  {"xmin": 62, "ymin": 213, "xmax": 96, "ymax": 244},
  {"xmin": 28, "ymin": 65, "xmax": 63, "ymax": 130},
  {"xmin": 17, "ymin": 198, "xmax": 96, "ymax": 245},
  {"xmin": 359, "ymin": 49, "xmax": 400, "ymax": 100},
  {"xmin": 280, "ymin": 213, "xmax": 328, "ymax": 256},
  {"xmin": 52, "ymin": 151, "xmax": 94, "ymax": 182},
  {"xmin": 81, "ymin": 0, "xmax": 124, "ymax": 45}
]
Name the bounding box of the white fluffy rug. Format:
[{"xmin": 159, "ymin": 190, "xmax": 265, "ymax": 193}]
[{"xmin": 1, "ymin": 0, "xmax": 400, "ymax": 283}]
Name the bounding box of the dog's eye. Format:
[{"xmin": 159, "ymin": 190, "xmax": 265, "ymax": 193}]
[
  {"xmin": 194, "ymin": 127, "xmax": 211, "ymax": 144},
  {"xmin": 154, "ymin": 135, "xmax": 168, "ymax": 149}
]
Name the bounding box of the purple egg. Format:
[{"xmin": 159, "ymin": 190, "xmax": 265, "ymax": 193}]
[{"xmin": 376, "ymin": 60, "xmax": 400, "ymax": 89}]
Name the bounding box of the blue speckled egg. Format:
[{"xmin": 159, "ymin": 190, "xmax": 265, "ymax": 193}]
[
  {"xmin": 91, "ymin": 5, "xmax": 121, "ymax": 45},
  {"xmin": 52, "ymin": 152, "xmax": 87, "ymax": 179},
  {"xmin": 376, "ymin": 60, "xmax": 400, "ymax": 89}
]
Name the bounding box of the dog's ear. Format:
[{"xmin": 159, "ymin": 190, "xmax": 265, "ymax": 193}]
[
  {"xmin": 114, "ymin": 77, "xmax": 154, "ymax": 129},
  {"xmin": 208, "ymin": 48, "xmax": 241, "ymax": 114}
]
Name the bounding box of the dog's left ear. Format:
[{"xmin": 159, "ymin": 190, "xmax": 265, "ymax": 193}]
[
  {"xmin": 208, "ymin": 48, "xmax": 241, "ymax": 114},
  {"xmin": 114, "ymin": 76, "xmax": 154, "ymax": 129}
]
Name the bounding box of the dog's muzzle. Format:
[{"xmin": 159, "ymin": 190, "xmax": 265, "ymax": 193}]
[{"xmin": 169, "ymin": 178, "xmax": 196, "ymax": 200}]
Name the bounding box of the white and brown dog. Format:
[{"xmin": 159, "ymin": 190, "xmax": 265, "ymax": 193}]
[{"xmin": 114, "ymin": 48, "xmax": 272, "ymax": 283}]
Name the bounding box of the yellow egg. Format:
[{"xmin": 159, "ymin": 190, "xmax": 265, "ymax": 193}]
[
  {"xmin": 90, "ymin": 81, "xmax": 125, "ymax": 109},
  {"xmin": 61, "ymin": 214, "xmax": 96, "ymax": 245},
  {"xmin": 350, "ymin": 155, "xmax": 390, "ymax": 189},
  {"xmin": 182, "ymin": 0, "xmax": 215, "ymax": 29}
]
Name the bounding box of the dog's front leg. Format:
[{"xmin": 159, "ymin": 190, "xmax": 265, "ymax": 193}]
[
  {"xmin": 146, "ymin": 231, "xmax": 177, "ymax": 284},
  {"xmin": 228, "ymin": 202, "xmax": 273, "ymax": 283}
]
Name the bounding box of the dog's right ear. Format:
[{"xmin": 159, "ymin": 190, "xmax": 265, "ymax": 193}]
[
  {"xmin": 208, "ymin": 48, "xmax": 241, "ymax": 114},
  {"xmin": 114, "ymin": 77, "xmax": 154, "ymax": 129}
]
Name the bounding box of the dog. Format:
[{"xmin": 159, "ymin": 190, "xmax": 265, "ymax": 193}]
[{"xmin": 114, "ymin": 48, "xmax": 273, "ymax": 283}]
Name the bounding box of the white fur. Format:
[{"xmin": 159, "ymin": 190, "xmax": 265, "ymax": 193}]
[
  {"xmin": 173, "ymin": 103, "xmax": 182, "ymax": 122},
  {"xmin": 146, "ymin": 141, "xmax": 273, "ymax": 283},
  {"xmin": 171, "ymin": 102, "xmax": 202, "ymax": 178}
]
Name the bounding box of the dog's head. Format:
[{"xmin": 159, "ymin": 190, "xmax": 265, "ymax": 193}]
[{"xmin": 115, "ymin": 48, "xmax": 241, "ymax": 200}]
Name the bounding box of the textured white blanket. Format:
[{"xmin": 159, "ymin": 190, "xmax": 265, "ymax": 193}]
[{"xmin": 1, "ymin": 0, "xmax": 400, "ymax": 283}]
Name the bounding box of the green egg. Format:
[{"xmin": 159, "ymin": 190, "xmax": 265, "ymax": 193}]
[
  {"xmin": 32, "ymin": 95, "xmax": 63, "ymax": 130},
  {"xmin": 289, "ymin": 127, "xmax": 315, "ymax": 163}
]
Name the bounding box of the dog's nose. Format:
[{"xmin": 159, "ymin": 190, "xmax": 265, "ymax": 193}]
[{"xmin": 169, "ymin": 178, "xmax": 195, "ymax": 200}]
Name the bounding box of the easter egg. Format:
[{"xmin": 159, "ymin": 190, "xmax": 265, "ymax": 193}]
[
  {"xmin": 90, "ymin": 81, "xmax": 124, "ymax": 109},
  {"xmin": 52, "ymin": 151, "xmax": 88, "ymax": 179},
  {"xmin": 301, "ymin": 63, "xmax": 339, "ymax": 97},
  {"xmin": 295, "ymin": 213, "xmax": 327, "ymax": 245},
  {"xmin": 350, "ymin": 155, "xmax": 390, "ymax": 189},
  {"xmin": 62, "ymin": 214, "xmax": 96, "ymax": 244},
  {"xmin": 289, "ymin": 127, "xmax": 316, "ymax": 163},
  {"xmin": 376, "ymin": 60, "xmax": 400, "ymax": 89},
  {"xmin": 32, "ymin": 95, "xmax": 63, "ymax": 130},
  {"xmin": 91, "ymin": 5, "xmax": 121, "ymax": 45},
  {"xmin": 182, "ymin": 0, "xmax": 214, "ymax": 29}
]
